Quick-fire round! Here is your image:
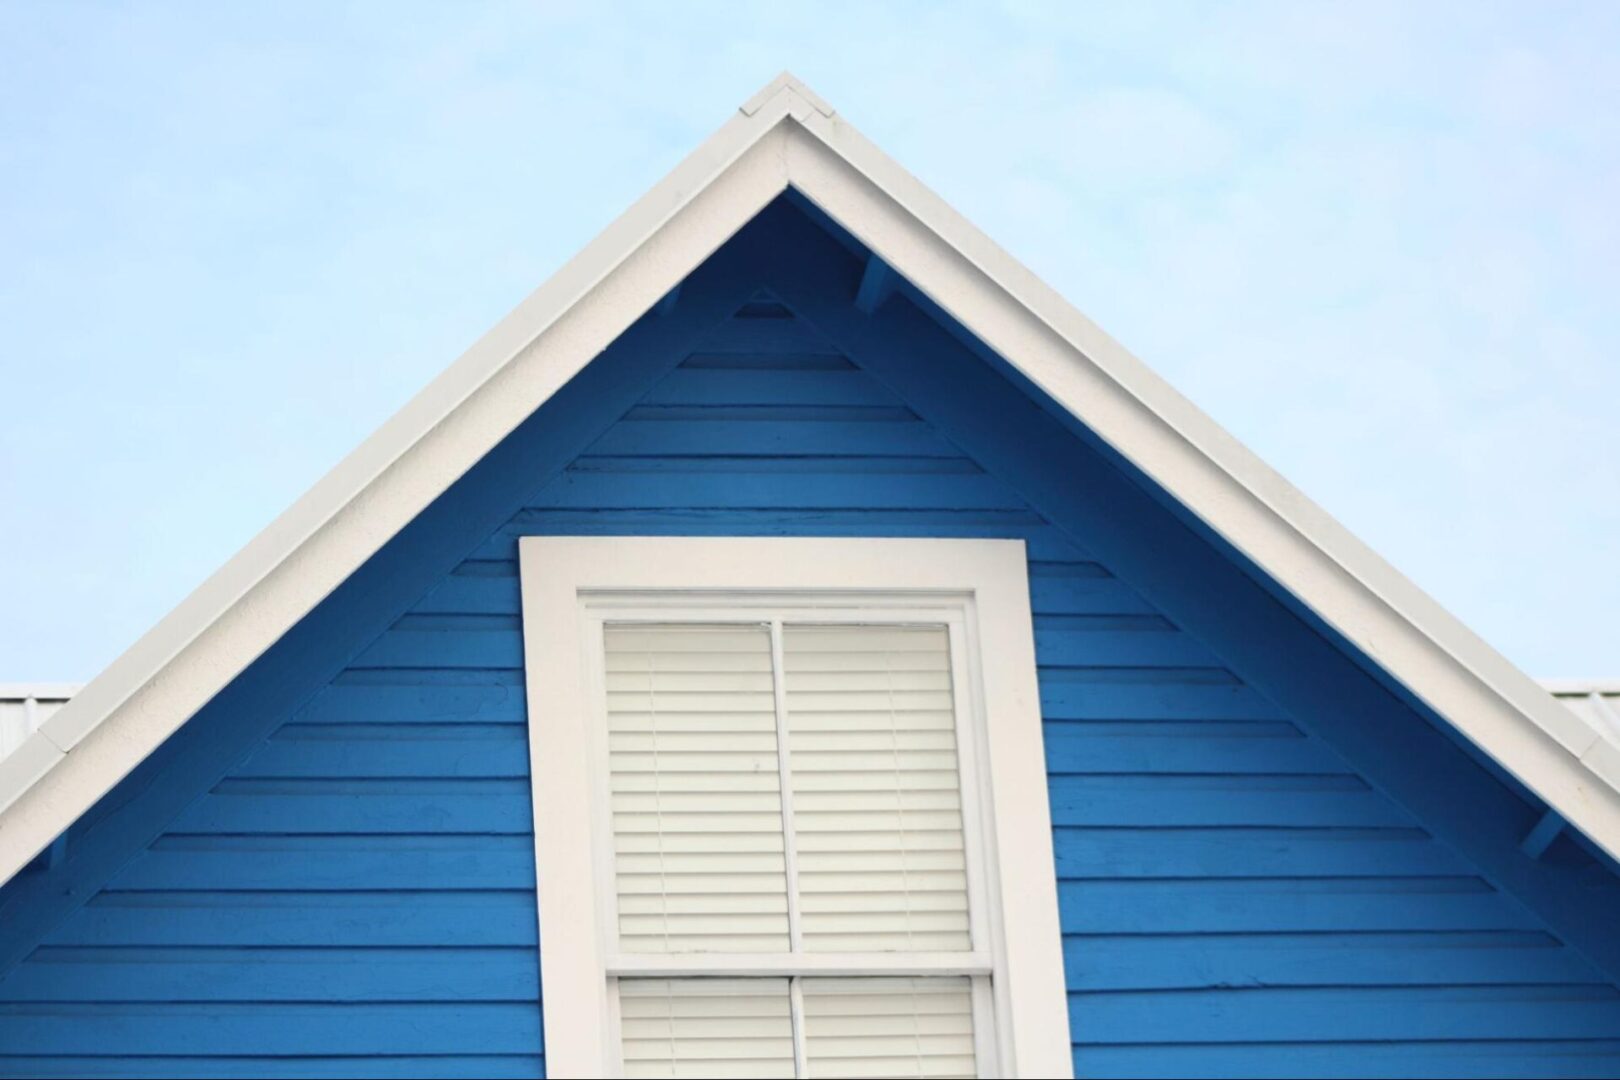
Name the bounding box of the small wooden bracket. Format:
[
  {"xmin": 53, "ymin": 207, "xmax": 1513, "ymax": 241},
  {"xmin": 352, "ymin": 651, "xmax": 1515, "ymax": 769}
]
[
  {"xmin": 655, "ymin": 284, "xmax": 682, "ymax": 316},
  {"xmin": 854, "ymin": 254, "xmax": 896, "ymax": 314},
  {"xmin": 1520, "ymin": 808, "xmax": 1565, "ymax": 859}
]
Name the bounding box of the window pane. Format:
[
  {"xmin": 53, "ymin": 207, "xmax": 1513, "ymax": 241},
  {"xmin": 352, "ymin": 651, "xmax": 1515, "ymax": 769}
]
[
  {"xmin": 802, "ymin": 977, "xmax": 978, "ymax": 1078},
  {"xmin": 619, "ymin": 978, "xmax": 796, "ymax": 1078},
  {"xmin": 784, "ymin": 625, "xmax": 972, "ymax": 952},
  {"xmin": 606, "ymin": 624, "xmax": 790, "ymax": 953}
]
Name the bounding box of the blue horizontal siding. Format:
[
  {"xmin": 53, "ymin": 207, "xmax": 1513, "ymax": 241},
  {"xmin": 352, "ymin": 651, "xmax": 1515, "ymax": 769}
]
[
  {"xmin": 1, "ymin": 210, "xmax": 1617, "ymax": 1078},
  {"xmin": 1076, "ymin": 1043, "xmax": 1620, "ymax": 1080},
  {"xmin": 43, "ymin": 893, "xmax": 539, "ymax": 948},
  {"xmin": 0, "ymin": 1003, "xmax": 542, "ymax": 1055},
  {"xmin": 0, "ymin": 946, "xmax": 538, "ymax": 1001}
]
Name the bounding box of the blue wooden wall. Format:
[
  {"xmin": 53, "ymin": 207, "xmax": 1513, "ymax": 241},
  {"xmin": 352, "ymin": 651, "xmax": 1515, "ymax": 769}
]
[{"xmin": 2, "ymin": 199, "xmax": 1618, "ymax": 1078}]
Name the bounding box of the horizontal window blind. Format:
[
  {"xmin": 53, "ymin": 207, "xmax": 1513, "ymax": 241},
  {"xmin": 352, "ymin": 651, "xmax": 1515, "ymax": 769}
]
[
  {"xmin": 784, "ymin": 626, "xmax": 971, "ymax": 952},
  {"xmin": 606, "ymin": 625, "xmax": 790, "ymax": 953},
  {"xmin": 618, "ymin": 976, "xmax": 976, "ymax": 1079},
  {"xmin": 606, "ymin": 620, "xmax": 984, "ymax": 1077},
  {"xmin": 619, "ymin": 978, "xmax": 796, "ymax": 1078},
  {"xmin": 802, "ymin": 977, "xmax": 977, "ymax": 1079}
]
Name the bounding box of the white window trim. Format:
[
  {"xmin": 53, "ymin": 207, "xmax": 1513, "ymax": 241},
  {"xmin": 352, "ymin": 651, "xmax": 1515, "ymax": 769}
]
[{"xmin": 519, "ymin": 536, "xmax": 1072, "ymax": 1078}]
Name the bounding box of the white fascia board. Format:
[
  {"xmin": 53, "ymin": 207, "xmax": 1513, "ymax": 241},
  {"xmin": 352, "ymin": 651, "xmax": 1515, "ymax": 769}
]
[
  {"xmin": 2, "ymin": 71, "xmax": 1615, "ymax": 885},
  {"xmin": 0, "ymin": 736, "xmax": 66, "ymax": 819}
]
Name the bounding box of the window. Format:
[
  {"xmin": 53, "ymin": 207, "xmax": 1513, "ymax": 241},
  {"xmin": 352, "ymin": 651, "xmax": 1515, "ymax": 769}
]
[{"xmin": 521, "ymin": 538, "xmax": 1070, "ymax": 1078}]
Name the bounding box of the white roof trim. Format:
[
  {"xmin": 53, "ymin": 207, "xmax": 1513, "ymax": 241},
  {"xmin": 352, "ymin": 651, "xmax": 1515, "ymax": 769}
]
[
  {"xmin": 0, "ymin": 685, "xmax": 80, "ymax": 702},
  {"xmin": 1544, "ymin": 680, "xmax": 1620, "ymax": 696},
  {"xmin": 3, "ymin": 72, "xmax": 1616, "ymax": 884}
]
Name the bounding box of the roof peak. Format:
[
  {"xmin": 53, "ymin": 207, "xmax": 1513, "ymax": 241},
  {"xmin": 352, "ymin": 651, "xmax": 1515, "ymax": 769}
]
[{"xmin": 740, "ymin": 71, "xmax": 835, "ymax": 118}]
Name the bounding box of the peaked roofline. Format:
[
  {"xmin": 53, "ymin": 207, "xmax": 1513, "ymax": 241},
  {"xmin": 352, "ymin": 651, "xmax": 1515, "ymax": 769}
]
[{"xmin": 3, "ymin": 73, "xmax": 1616, "ymax": 884}]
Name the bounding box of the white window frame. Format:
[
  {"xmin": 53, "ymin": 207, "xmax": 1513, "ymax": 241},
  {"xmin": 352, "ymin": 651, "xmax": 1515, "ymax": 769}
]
[{"xmin": 520, "ymin": 536, "xmax": 1072, "ymax": 1078}]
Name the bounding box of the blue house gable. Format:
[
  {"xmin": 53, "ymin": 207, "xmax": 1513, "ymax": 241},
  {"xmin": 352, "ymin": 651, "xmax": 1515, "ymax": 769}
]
[{"xmin": 3, "ymin": 79, "xmax": 1619, "ymax": 1078}]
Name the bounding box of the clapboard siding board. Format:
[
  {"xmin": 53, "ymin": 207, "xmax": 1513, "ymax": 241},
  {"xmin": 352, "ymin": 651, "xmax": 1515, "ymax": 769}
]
[
  {"xmin": 1068, "ymin": 986, "xmax": 1620, "ymax": 1042},
  {"xmin": 107, "ymin": 836, "xmax": 536, "ymax": 891},
  {"xmin": 1063, "ymin": 932, "xmax": 1607, "ymax": 990},
  {"xmin": 0, "ymin": 948, "xmax": 540, "ymax": 1001},
  {"xmin": 0, "ymin": 1002, "xmax": 544, "ymax": 1055},
  {"xmin": 293, "ymin": 678, "xmax": 528, "ymax": 726},
  {"xmin": 1075, "ymin": 1043, "xmax": 1620, "ymax": 1080},
  {"xmin": 3, "ymin": 283, "xmax": 1617, "ymax": 1080},
  {"xmin": 1057, "ymin": 880, "xmax": 1539, "ymax": 934},
  {"xmin": 232, "ymin": 731, "xmax": 530, "ymax": 779},
  {"xmin": 1052, "ymin": 825, "xmax": 1483, "ymax": 876},
  {"xmin": 640, "ymin": 368, "xmax": 904, "ymax": 406},
  {"xmin": 46, "ymin": 894, "xmax": 541, "ymax": 948}
]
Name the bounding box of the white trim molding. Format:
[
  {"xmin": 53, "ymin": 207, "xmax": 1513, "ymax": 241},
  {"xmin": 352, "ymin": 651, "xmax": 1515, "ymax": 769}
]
[
  {"xmin": 518, "ymin": 537, "xmax": 1072, "ymax": 1078},
  {"xmin": 3, "ymin": 70, "xmax": 1616, "ymax": 886}
]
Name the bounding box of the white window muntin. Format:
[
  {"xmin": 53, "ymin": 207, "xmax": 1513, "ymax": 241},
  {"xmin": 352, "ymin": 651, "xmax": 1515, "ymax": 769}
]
[{"xmin": 521, "ymin": 537, "xmax": 1073, "ymax": 1078}]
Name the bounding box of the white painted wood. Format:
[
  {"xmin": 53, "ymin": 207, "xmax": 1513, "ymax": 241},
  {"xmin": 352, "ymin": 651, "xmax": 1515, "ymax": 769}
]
[
  {"xmin": 0, "ymin": 735, "xmax": 65, "ymax": 820},
  {"xmin": 522, "ymin": 569, "xmax": 614, "ymax": 1075},
  {"xmin": 604, "ymin": 953, "xmax": 992, "ymax": 978},
  {"xmin": 1543, "ymin": 680, "xmax": 1620, "ymax": 695},
  {"xmin": 742, "ymin": 71, "xmax": 834, "ymax": 117},
  {"xmin": 790, "ymin": 976, "xmax": 811, "ymax": 1079},
  {"xmin": 521, "ymin": 537, "xmax": 1069, "ymax": 1077},
  {"xmin": 0, "ymin": 699, "xmax": 34, "ymax": 762},
  {"xmin": 1546, "ymin": 685, "xmax": 1620, "ymax": 744},
  {"xmin": 0, "ymin": 687, "xmax": 78, "ymax": 773},
  {"xmin": 968, "ymin": 973, "xmax": 1000, "ymax": 1079},
  {"xmin": 6, "ymin": 66, "xmax": 1613, "ymax": 942},
  {"xmin": 0, "ymin": 684, "xmax": 81, "ymax": 701},
  {"xmin": 770, "ymin": 620, "xmax": 808, "ymax": 955}
]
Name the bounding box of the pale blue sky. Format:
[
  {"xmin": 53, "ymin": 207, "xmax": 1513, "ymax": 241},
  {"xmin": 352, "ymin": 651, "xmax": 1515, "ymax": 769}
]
[{"xmin": 2, "ymin": 2, "xmax": 1616, "ymax": 681}]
